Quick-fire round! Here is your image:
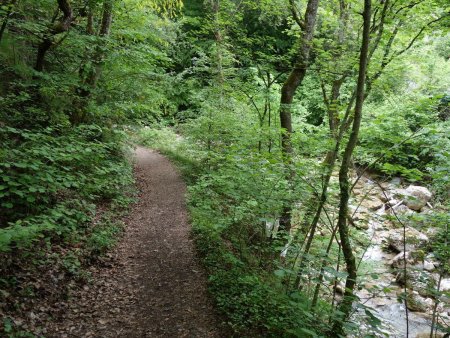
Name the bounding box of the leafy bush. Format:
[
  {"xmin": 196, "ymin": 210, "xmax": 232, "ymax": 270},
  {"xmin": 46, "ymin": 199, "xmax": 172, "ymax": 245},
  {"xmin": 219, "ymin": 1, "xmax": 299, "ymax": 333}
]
[
  {"xmin": 0, "ymin": 125, "xmax": 133, "ymax": 252},
  {"xmin": 357, "ymin": 95, "xmax": 450, "ymax": 187}
]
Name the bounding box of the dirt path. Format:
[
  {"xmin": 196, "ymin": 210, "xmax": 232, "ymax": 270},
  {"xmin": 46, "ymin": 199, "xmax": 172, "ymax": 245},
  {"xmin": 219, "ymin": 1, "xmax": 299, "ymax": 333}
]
[{"xmin": 48, "ymin": 146, "xmax": 226, "ymax": 337}]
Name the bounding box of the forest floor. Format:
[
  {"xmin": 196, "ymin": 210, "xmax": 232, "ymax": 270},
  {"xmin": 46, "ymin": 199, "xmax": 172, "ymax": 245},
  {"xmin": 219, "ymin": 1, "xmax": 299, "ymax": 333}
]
[{"xmin": 47, "ymin": 146, "xmax": 226, "ymax": 337}]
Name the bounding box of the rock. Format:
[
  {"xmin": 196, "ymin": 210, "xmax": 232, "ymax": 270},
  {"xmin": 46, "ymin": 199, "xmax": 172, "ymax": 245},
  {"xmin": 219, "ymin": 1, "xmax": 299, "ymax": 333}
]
[
  {"xmin": 423, "ymin": 260, "xmax": 435, "ymax": 272},
  {"xmin": 441, "ymin": 278, "xmax": 450, "ymax": 292},
  {"xmin": 353, "ymin": 189, "xmax": 362, "ymax": 196},
  {"xmin": 396, "ymin": 204, "xmax": 415, "ymax": 215},
  {"xmin": 423, "ymin": 297, "xmax": 434, "ymax": 308},
  {"xmin": 406, "ymin": 291, "xmax": 428, "ymax": 312},
  {"xmin": 424, "ymin": 254, "xmax": 440, "ymax": 270},
  {"xmin": 349, "ymin": 209, "xmax": 370, "ymax": 229},
  {"xmin": 381, "ymin": 186, "xmax": 432, "ymax": 211},
  {"xmin": 348, "ymin": 205, "xmax": 370, "ymax": 229},
  {"xmin": 438, "ymin": 293, "xmax": 450, "ymax": 306},
  {"xmin": 379, "ymin": 186, "xmax": 407, "ymax": 202},
  {"xmin": 389, "ymin": 251, "xmax": 416, "ymax": 269},
  {"xmin": 353, "ymin": 220, "xmax": 369, "ymax": 230},
  {"xmin": 424, "ymin": 227, "xmax": 440, "ymax": 238},
  {"xmin": 372, "ymin": 297, "xmax": 390, "ymax": 307},
  {"xmin": 335, "ymin": 282, "xmax": 345, "ymax": 295},
  {"xmin": 384, "ymin": 227, "xmax": 429, "ymax": 253},
  {"xmin": 396, "ymin": 270, "xmax": 436, "ymax": 298},
  {"xmin": 380, "ymin": 178, "xmax": 402, "ymax": 190},
  {"xmin": 380, "ymin": 192, "xmax": 392, "ymax": 203},
  {"xmin": 386, "ymin": 204, "xmax": 415, "ymax": 216},
  {"xmin": 421, "ymin": 206, "xmax": 434, "ymax": 214},
  {"xmin": 386, "ymin": 198, "xmax": 401, "ymax": 208},
  {"xmin": 403, "ymin": 185, "xmax": 433, "ymax": 211},
  {"xmin": 352, "ymin": 212, "xmax": 370, "ymax": 222},
  {"xmin": 364, "ymin": 198, "xmax": 384, "ymax": 211},
  {"xmin": 416, "ymin": 333, "xmax": 445, "ymax": 338},
  {"xmin": 349, "ymin": 204, "xmax": 368, "ymax": 213},
  {"xmin": 390, "ymin": 177, "xmax": 402, "ymax": 186},
  {"xmin": 380, "ymin": 181, "xmax": 390, "ymax": 189}
]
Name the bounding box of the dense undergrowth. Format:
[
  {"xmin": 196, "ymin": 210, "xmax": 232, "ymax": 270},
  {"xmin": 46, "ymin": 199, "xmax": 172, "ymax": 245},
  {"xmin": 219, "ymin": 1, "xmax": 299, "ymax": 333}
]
[
  {"xmin": 0, "ymin": 125, "xmax": 134, "ymax": 336},
  {"xmin": 0, "ymin": 125, "xmax": 133, "ymax": 251}
]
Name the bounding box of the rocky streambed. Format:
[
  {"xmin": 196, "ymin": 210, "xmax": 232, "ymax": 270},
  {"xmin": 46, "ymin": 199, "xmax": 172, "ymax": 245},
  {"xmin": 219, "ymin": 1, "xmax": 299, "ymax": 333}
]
[{"xmin": 349, "ymin": 176, "xmax": 449, "ymax": 337}]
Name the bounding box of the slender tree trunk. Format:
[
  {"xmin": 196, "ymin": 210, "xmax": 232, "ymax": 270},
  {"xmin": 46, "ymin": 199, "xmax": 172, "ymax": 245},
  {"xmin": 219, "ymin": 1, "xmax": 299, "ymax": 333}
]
[
  {"xmin": 35, "ymin": 0, "xmax": 74, "ymax": 71},
  {"xmin": 267, "ymin": 72, "xmax": 273, "ymax": 152},
  {"xmin": 430, "ymin": 222, "xmax": 447, "ymax": 337},
  {"xmin": 299, "ymin": 76, "xmax": 344, "ymax": 235},
  {"xmin": 88, "ymin": 0, "xmax": 113, "ymax": 87},
  {"xmin": 293, "ymin": 78, "xmax": 344, "ymax": 280},
  {"xmin": 72, "ymin": 0, "xmax": 113, "ymax": 125},
  {"xmin": 312, "ymin": 223, "xmax": 339, "ymax": 309},
  {"xmin": 293, "ymin": 145, "xmax": 338, "ymax": 288},
  {"xmin": 0, "ymin": 1, "xmax": 14, "ymax": 44},
  {"xmin": 331, "ymin": 0, "xmax": 371, "ymax": 335},
  {"xmin": 279, "ymin": 0, "xmax": 320, "ymax": 232},
  {"xmin": 87, "ymin": 9, "xmax": 94, "ymax": 35},
  {"xmin": 205, "ymin": 0, "xmax": 223, "ymax": 152}
]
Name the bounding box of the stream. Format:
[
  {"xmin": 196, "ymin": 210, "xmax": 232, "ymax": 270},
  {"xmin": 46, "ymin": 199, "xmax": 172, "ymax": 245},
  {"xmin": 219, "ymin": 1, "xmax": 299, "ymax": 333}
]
[{"xmin": 350, "ymin": 177, "xmax": 449, "ymax": 337}]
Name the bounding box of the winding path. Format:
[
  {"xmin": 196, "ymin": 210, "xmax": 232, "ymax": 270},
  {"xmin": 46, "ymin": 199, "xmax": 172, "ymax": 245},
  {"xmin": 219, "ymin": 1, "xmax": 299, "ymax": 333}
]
[{"xmin": 49, "ymin": 146, "xmax": 225, "ymax": 337}]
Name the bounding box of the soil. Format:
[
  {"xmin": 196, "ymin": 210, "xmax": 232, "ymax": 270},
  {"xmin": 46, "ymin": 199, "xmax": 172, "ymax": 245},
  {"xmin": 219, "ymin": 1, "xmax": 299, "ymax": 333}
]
[{"xmin": 47, "ymin": 146, "xmax": 227, "ymax": 337}]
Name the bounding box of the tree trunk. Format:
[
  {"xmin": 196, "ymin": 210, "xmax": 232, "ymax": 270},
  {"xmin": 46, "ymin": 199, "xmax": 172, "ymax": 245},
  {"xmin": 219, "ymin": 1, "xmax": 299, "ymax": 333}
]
[
  {"xmin": 35, "ymin": 0, "xmax": 74, "ymax": 71},
  {"xmin": 279, "ymin": 0, "xmax": 320, "ymax": 232},
  {"xmin": 293, "ymin": 145, "xmax": 338, "ymax": 288},
  {"xmin": 0, "ymin": 1, "xmax": 14, "ymax": 44},
  {"xmin": 88, "ymin": 0, "xmax": 113, "ymax": 87},
  {"xmin": 311, "ymin": 223, "xmax": 339, "ymax": 309},
  {"xmin": 331, "ymin": 0, "xmax": 371, "ymax": 335},
  {"xmin": 71, "ymin": 0, "xmax": 113, "ymax": 125}
]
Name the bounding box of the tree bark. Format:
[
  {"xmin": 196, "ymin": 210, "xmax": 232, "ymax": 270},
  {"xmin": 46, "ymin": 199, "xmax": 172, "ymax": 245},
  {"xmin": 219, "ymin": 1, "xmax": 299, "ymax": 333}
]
[
  {"xmin": 89, "ymin": 0, "xmax": 113, "ymax": 87},
  {"xmin": 279, "ymin": 0, "xmax": 320, "ymax": 232},
  {"xmin": 0, "ymin": 1, "xmax": 15, "ymax": 44},
  {"xmin": 35, "ymin": 0, "xmax": 74, "ymax": 71},
  {"xmin": 72, "ymin": 0, "xmax": 113, "ymax": 125},
  {"xmin": 99, "ymin": 0, "xmax": 113, "ymax": 37},
  {"xmin": 311, "ymin": 223, "xmax": 339, "ymax": 309},
  {"xmin": 331, "ymin": 0, "xmax": 371, "ymax": 335}
]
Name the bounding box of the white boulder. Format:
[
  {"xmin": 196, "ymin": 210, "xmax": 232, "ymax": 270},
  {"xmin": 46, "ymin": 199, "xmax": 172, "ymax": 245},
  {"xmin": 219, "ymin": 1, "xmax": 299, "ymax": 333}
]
[
  {"xmin": 403, "ymin": 185, "xmax": 433, "ymax": 211},
  {"xmin": 385, "ymin": 227, "xmax": 429, "ymax": 253}
]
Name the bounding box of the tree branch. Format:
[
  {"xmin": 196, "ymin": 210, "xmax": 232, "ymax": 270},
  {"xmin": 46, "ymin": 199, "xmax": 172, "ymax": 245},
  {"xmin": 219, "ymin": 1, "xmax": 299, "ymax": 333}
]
[{"xmin": 289, "ymin": 0, "xmax": 306, "ymax": 30}]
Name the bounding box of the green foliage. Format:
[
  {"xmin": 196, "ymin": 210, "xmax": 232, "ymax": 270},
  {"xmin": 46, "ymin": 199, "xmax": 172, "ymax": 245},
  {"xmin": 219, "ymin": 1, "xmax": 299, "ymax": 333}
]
[
  {"xmin": 1, "ymin": 0, "xmax": 449, "ymax": 335},
  {"xmin": 357, "ymin": 94, "xmax": 450, "ymax": 188},
  {"xmin": 139, "ymin": 126, "xmax": 322, "ymax": 336},
  {"xmin": 0, "ymin": 0, "xmax": 179, "ymax": 127},
  {"xmin": 192, "ymin": 194, "xmax": 316, "ymax": 336},
  {"xmin": 87, "ymin": 217, "xmax": 125, "ymax": 256},
  {"xmin": 422, "ymin": 212, "xmax": 450, "ymax": 273},
  {"xmin": 0, "ymin": 125, "xmax": 133, "ymax": 252}
]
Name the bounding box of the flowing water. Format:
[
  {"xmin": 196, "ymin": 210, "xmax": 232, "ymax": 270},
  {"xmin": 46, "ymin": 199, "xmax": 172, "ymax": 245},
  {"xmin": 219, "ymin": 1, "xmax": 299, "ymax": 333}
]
[{"xmin": 354, "ymin": 204, "xmax": 446, "ymax": 337}]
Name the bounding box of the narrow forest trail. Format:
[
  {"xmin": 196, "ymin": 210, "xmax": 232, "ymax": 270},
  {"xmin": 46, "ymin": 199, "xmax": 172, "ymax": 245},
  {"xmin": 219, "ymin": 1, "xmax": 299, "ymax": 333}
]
[{"xmin": 48, "ymin": 146, "xmax": 226, "ymax": 337}]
